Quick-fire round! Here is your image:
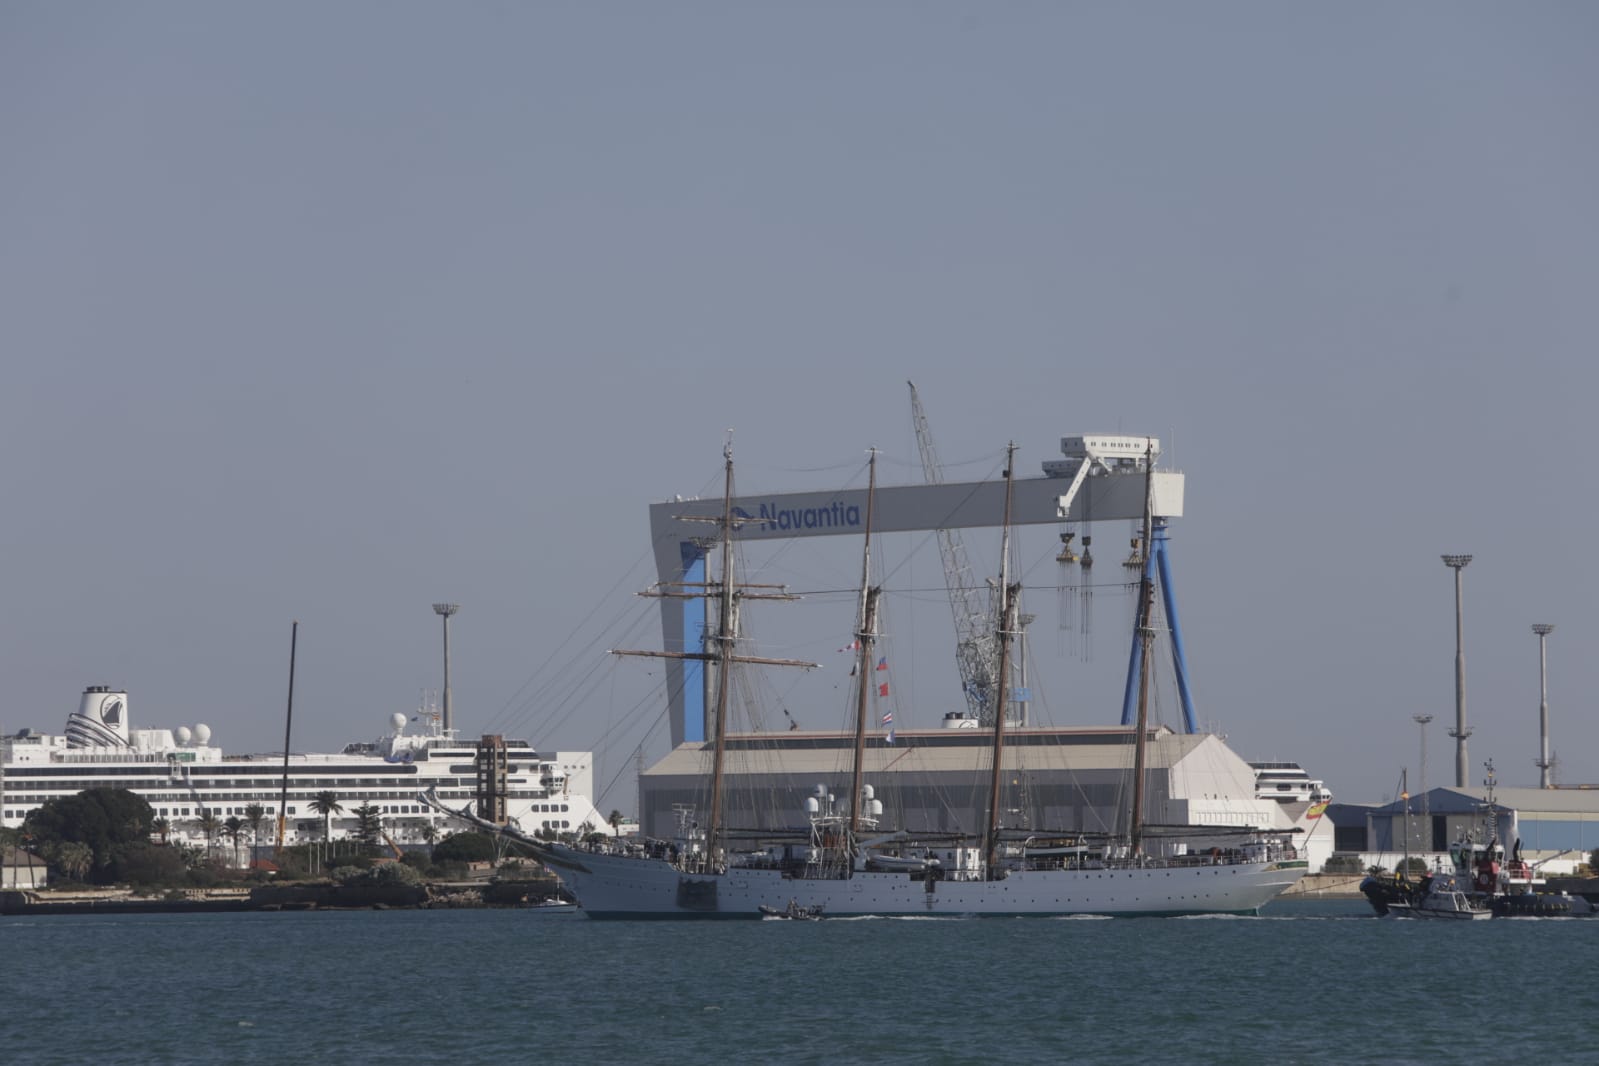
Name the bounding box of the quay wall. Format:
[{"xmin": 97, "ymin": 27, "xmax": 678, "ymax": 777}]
[{"xmin": 1279, "ymin": 873, "xmax": 1363, "ymax": 899}]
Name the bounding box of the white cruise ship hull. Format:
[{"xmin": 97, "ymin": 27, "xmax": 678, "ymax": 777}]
[{"xmin": 538, "ymin": 844, "xmax": 1307, "ymax": 919}]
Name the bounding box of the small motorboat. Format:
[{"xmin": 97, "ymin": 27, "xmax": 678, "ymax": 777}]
[
  {"xmin": 526, "ymin": 899, "xmax": 580, "ymax": 916},
  {"xmin": 759, "ymin": 900, "xmax": 825, "ymax": 921}
]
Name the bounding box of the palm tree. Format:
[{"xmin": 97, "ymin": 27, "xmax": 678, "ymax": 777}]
[
  {"xmin": 608, "ymin": 809, "xmax": 623, "ymax": 837},
  {"xmin": 244, "ymin": 803, "xmax": 266, "ymax": 865},
  {"xmin": 420, "ymin": 821, "xmax": 440, "ymax": 859},
  {"xmin": 196, "ymin": 810, "xmax": 221, "ymax": 858},
  {"xmin": 55, "ymin": 840, "xmax": 93, "ymax": 883},
  {"xmin": 152, "ymin": 817, "xmax": 171, "ymax": 845},
  {"xmin": 309, "ymin": 791, "xmax": 344, "ymax": 847},
  {"xmin": 223, "ymin": 816, "xmax": 246, "ymax": 868}
]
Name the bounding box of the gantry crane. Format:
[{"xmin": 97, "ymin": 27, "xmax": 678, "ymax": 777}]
[{"xmin": 646, "ymin": 421, "xmax": 1186, "ymax": 746}]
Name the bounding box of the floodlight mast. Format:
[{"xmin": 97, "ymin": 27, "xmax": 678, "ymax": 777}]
[
  {"xmin": 1412, "ymin": 713, "xmax": 1433, "ymax": 820},
  {"xmin": 1533, "ymin": 623, "xmax": 1555, "ymax": 788},
  {"xmin": 1441, "ymin": 555, "xmax": 1472, "ymax": 788},
  {"xmin": 433, "ymin": 603, "xmax": 460, "ymax": 736}
]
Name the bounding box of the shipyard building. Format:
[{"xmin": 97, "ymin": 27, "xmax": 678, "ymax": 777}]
[
  {"xmin": 1327, "ymin": 786, "xmax": 1599, "ymax": 874},
  {"xmin": 638, "ymin": 723, "xmax": 1332, "ymax": 866}
]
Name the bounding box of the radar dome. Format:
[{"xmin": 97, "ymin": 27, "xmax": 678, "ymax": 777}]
[
  {"xmin": 175, "ymin": 726, "xmax": 193, "ymax": 745},
  {"xmin": 390, "ymin": 712, "xmax": 407, "ymax": 733},
  {"xmin": 193, "ymin": 723, "xmax": 211, "ymax": 744}
]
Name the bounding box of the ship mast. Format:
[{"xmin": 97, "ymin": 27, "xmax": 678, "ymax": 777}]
[
  {"xmin": 848, "ymin": 450, "xmax": 881, "ymax": 839},
  {"xmin": 705, "ymin": 441, "xmax": 738, "ymax": 869},
  {"xmin": 1128, "ymin": 439, "xmax": 1157, "ymax": 856},
  {"xmin": 275, "ymin": 620, "xmax": 298, "ymax": 858},
  {"xmin": 983, "ymin": 443, "xmax": 1021, "ymax": 876},
  {"xmin": 612, "ymin": 442, "xmax": 818, "ymax": 869}
]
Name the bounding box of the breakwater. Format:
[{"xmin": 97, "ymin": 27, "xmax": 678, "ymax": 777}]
[
  {"xmin": 1278, "ymin": 872, "xmax": 1364, "ymax": 899},
  {"xmin": 1, "ymin": 877, "xmax": 567, "ymax": 915}
]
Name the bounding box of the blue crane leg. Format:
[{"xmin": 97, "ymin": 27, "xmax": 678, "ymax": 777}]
[
  {"xmin": 680, "ymin": 542, "xmax": 707, "ymax": 744},
  {"xmin": 1153, "ymin": 520, "xmax": 1199, "ymax": 734}
]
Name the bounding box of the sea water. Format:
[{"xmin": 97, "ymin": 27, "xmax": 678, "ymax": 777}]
[{"xmin": 3, "ymin": 899, "xmax": 1595, "ymax": 1065}]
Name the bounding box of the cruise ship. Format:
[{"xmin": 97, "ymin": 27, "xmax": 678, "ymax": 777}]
[
  {"xmin": 1251, "ymin": 761, "xmax": 1333, "ymax": 806},
  {"xmin": 0, "ymin": 686, "xmax": 606, "ymax": 850}
]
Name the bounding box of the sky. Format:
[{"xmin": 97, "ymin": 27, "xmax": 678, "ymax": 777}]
[{"xmin": 3, "ymin": 3, "xmax": 1596, "ymax": 815}]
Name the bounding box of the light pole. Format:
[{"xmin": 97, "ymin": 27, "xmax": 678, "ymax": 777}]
[
  {"xmin": 1412, "ymin": 713, "xmax": 1433, "ymax": 822},
  {"xmin": 1441, "ymin": 555, "xmax": 1472, "ymax": 788},
  {"xmin": 1533, "ymin": 623, "xmax": 1555, "ymax": 788},
  {"xmin": 432, "ymin": 603, "xmax": 460, "ymax": 736},
  {"xmin": 1016, "ymin": 612, "xmax": 1035, "ymax": 727}
]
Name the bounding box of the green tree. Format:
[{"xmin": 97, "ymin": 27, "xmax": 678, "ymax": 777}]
[
  {"xmin": 420, "ymin": 822, "xmax": 440, "ymax": 857},
  {"xmin": 223, "ymin": 816, "xmax": 246, "ymax": 868},
  {"xmin": 152, "ymin": 817, "xmax": 171, "ymax": 845},
  {"xmin": 112, "ymin": 842, "xmax": 188, "ymax": 886},
  {"xmin": 309, "ymin": 792, "xmax": 344, "ymax": 843},
  {"xmin": 24, "ymin": 788, "xmax": 156, "ymax": 881},
  {"xmin": 353, "ymin": 803, "xmax": 382, "ymax": 852},
  {"xmin": 609, "ymin": 809, "xmax": 623, "ymax": 836},
  {"xmin": 53, "ymin": 840, "xmax": 94, "ymax": 882},
  {"xmin": 336, "ymin": 862, "xmax": 423, "ymax": 888},
  {"xmin": 432, "ymin": 831, "xmax": 497, "ymax": 864}
]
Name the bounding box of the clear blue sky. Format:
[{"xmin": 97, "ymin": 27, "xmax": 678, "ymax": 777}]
[{"xmin": 4, "ymin": 3, "xmax": 1596, "ymax": 813}]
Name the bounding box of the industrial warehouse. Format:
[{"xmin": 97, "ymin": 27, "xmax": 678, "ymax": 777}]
[
  {"xmin": 1325, "ymin": 783, "xmax": 1599, "ymax": 875},
  {"xmin": 636, "ymin": 722, "xmax": 1334, "ymax": 868}
]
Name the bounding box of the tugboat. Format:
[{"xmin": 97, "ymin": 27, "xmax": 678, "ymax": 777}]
[
  {"xmin": 1361, "ymin": 763, "xmax": 1594, "ymax": 919},
  {"xmin": 1361, "ymin": 839, "xmax": 1494, "ymax": 920},
  {"xmin": 1490, "ymin": 844, "xmax": 1593, "ymax": 917}
]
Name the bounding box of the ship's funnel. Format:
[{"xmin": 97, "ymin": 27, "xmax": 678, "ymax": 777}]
[{"xmin": 66, "ymin": 685, "xmax": 132, "ymax": 749}]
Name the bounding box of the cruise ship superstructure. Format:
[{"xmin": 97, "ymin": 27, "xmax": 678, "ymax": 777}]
[{"xmin": 1, "ymin": 686, "xmax": 604, "ymax": 849}]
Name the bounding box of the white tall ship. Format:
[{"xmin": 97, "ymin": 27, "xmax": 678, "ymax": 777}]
[
  {"xmin": 429, "ymin": 441, "xmax": 1307, "ymax": 917},
  {"xmin": 2, "ymin": 686, "xmax": 605, "ymax": 850}
]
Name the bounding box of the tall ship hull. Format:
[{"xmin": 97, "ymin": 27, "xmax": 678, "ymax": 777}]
[
  {"xmin": 537, "ymin": 843, "xmax": 1305, "ymax": 919},
  {"xmin": 420, "ymin": 792, "xmax": 1306, "ymax": 918}
]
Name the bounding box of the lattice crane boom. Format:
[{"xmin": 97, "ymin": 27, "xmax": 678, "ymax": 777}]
[{"xmin": 908, "ymin": 381, "xmax": 1001, "ymax": 723}]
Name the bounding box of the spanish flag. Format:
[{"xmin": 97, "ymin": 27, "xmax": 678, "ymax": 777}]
[{"xmin": 1307, "ymin": 801, "xmax": 1329, "ymax": 819}]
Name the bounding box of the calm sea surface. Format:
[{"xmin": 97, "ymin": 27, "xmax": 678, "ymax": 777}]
[{"xmin": 4, "ymin": 899, "xmax": 1595, "ymax": 1065}]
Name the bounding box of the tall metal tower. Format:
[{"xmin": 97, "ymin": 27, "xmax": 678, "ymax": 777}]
[
  {"xmin": 432, "ymin": 603, "xmax": 460, "ymax": 735},
  {"xmin": 1412, "ymin": 713, "xmax": 1433, "ymax": 820},
  {"xmin": 1533, "ymin": 623, "xmax": 1555, "ymax": 788},
  {"xmin": 1441, "ymin": 555, "xmax": 1472, "ymax": 788}
]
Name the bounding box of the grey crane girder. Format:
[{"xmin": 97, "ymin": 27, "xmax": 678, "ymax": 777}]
[{"xmin": 647, "ymin": 466, "xmax": 1184, "ymax": 747}]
